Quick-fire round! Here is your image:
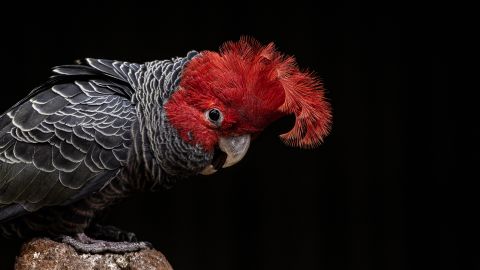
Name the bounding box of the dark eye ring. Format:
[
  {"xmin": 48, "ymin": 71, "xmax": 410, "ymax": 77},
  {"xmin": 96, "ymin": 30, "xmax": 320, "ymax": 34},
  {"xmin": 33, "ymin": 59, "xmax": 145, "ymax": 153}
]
[{"xmin": 206, "ymin": 108, "xmax": 223, "ymax": 125}]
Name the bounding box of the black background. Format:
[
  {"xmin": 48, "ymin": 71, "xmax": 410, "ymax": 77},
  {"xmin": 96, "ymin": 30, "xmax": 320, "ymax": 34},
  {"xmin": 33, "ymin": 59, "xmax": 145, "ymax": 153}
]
[{"xmin": 0, "ymin": 1, "xmax": 475, "ymax": 269}]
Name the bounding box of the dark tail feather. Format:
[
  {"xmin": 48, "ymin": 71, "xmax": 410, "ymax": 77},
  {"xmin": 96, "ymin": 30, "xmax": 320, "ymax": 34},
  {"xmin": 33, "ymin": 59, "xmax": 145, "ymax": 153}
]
[{"xmin": 0, "ymin": 204, "xmax": 27, "ymax": 223}]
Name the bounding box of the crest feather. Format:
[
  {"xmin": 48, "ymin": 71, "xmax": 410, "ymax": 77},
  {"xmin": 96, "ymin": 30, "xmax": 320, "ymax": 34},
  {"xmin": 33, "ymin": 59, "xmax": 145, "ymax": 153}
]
[{"xmin": 222, "ymin": 37, "xmax": 332, "ymax": 148}]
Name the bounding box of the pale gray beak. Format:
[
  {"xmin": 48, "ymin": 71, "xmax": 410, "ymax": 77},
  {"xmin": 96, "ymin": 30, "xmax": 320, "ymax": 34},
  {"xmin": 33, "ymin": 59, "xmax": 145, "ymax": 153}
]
[{"xmin": 200, "ymin": 134, "xmax": 251, "ymax": 175}]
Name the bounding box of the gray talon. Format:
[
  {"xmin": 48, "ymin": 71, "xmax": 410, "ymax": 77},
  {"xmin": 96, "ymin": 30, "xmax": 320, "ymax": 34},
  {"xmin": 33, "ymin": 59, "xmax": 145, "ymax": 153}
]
[{"xmin": 60, "ymin": 233, "xmax": 150, "ymax": 254}]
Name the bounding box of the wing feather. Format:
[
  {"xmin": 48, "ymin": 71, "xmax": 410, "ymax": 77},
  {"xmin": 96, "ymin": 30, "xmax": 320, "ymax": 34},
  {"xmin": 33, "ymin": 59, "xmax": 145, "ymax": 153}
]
[{"xmin": 0, "ymin": 61, "xmax": 138, "ymax": 221}]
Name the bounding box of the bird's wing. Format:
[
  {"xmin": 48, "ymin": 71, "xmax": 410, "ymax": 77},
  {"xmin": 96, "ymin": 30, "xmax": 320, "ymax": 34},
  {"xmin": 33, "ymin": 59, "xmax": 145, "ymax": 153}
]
[{"xmin": 0, "ymin": 62, "xmax": 138, "ymax": 222}]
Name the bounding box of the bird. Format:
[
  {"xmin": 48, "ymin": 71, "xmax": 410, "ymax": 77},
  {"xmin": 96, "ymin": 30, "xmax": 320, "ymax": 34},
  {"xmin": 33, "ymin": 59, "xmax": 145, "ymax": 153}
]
[{"xmin": 0, "ymin": 37, "xmax": 331, "ymax": 253}]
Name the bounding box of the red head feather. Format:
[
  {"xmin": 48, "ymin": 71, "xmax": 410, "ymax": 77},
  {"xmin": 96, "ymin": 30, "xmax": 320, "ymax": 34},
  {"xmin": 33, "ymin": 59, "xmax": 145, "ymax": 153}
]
[{"xmin": 166, "ymin": 37, "xmax": 331, "ymax": 150}]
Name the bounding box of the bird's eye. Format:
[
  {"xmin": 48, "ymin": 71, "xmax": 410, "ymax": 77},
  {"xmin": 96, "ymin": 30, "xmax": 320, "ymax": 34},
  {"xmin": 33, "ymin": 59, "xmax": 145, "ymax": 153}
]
[{"xmin": 206, "ymin": 108, "xmax": 223, "ymax": 125}]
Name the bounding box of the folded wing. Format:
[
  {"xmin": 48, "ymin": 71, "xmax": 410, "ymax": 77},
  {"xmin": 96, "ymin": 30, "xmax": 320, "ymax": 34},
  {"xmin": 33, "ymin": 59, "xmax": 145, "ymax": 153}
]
[{"xmin": 0, "ymin": 62, "xmax": 138, "ymax": 222}]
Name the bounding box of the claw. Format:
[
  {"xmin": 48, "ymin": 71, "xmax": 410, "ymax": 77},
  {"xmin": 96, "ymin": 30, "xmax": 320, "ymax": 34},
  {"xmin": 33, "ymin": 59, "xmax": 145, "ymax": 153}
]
[{"xmin": 60, "ymin": 233, "xmax": 151, "ymax": 254}]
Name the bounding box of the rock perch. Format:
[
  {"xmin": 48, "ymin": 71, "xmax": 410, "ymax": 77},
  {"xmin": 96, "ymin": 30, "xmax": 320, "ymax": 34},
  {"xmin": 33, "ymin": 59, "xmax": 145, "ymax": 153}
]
[{"xmin": 14, "ymin": 238, "xmax": 173, "ymax": 270}]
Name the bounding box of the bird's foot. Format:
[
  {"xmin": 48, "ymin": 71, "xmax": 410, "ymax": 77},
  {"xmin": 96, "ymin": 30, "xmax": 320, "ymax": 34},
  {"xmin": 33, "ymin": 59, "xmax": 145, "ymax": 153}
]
[{"xmin": 60, "ymin": 233, "xmax": 151, "ymax": 254}]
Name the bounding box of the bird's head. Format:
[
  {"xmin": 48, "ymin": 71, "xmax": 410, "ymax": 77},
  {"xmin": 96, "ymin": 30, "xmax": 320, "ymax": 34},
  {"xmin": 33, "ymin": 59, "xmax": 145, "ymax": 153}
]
[{"xmin": 164, "ymin": 38, "xmax": 332, "ymax": 175}]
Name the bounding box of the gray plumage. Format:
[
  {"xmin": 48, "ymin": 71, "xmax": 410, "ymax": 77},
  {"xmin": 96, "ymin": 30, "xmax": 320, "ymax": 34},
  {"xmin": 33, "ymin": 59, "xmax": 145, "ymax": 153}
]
[{"xmin": 0, "ymin": 51, "xmax": 210, "ymax": 238}]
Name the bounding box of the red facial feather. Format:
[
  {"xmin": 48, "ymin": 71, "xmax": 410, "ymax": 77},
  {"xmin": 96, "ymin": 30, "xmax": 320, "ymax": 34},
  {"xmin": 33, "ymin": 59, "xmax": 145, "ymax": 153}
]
[{"xmin": 165, "ymin": 37, "xmax": 332, "ymax": 151}]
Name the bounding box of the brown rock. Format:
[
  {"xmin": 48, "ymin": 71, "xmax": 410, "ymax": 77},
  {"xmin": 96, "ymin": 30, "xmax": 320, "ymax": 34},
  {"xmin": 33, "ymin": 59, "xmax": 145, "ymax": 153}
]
[{"xmin": 14, "ymin": 238, "xmax": 173, "ymax": 270}]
